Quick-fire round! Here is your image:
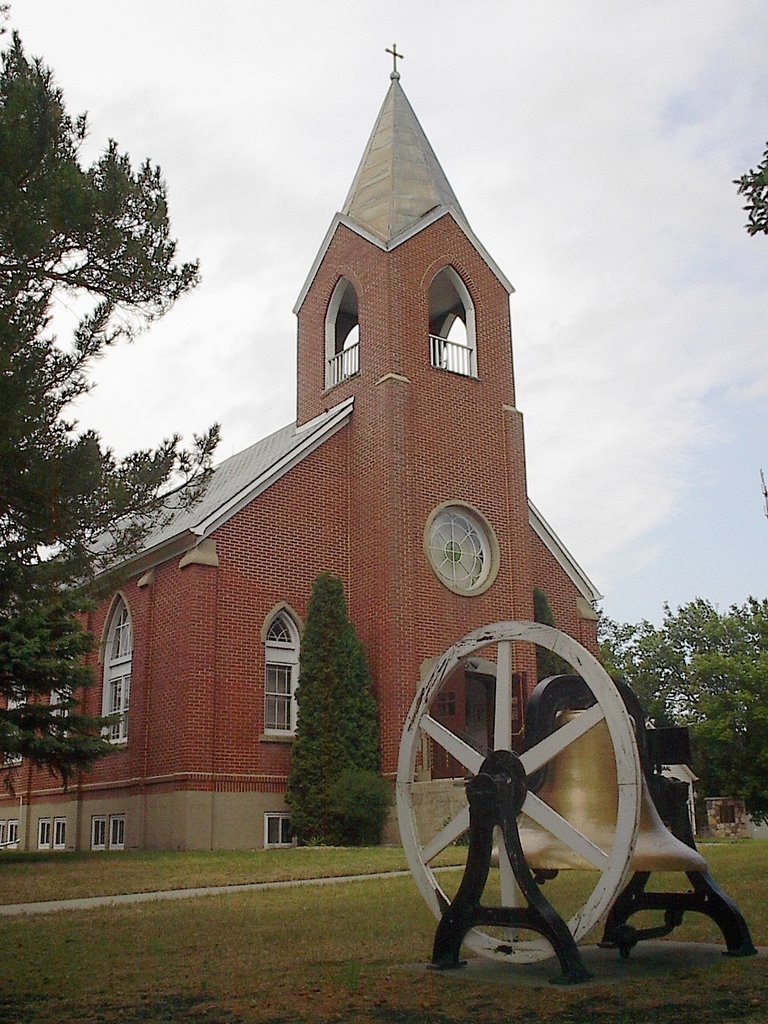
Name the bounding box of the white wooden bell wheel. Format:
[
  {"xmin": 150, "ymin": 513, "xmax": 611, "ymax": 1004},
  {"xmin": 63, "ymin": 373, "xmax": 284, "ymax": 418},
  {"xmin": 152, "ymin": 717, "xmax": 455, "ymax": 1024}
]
[{"xmin": 396, "ymin": 621, "xmax": 643, "ymax": 964}]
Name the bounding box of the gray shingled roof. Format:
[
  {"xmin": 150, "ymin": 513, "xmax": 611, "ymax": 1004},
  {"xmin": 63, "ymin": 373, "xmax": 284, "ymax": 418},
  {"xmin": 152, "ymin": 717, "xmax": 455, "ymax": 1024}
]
[
  {"xmin": 139, "ymin": 418, "xmax": 301, "ymax": 552},
  {"xmin": 99, "ymin": 400, "xmax": 355, "ymax": 573}
]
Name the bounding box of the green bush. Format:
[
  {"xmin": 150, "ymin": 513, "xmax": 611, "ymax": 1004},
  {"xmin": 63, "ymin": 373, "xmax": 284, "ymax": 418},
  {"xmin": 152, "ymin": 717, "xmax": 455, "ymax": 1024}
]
[
  {"xmin": 327, "ymin": 769, "xmax": 393, "ymax": 846},
  {"xmin": 287, "ymin": 574, "xmax": 381, "ymax": 843}
]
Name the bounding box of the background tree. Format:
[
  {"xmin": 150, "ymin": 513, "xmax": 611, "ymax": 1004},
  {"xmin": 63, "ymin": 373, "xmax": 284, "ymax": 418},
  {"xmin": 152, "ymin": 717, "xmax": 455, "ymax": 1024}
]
[
  {"xmin": 735, "ymin": 142, "xmax": 768, "ymax": 236},
  {"xmin": 0, "ymin": 32, "xmax": 218, "ymax": 781},
  {"xmin": 286, "ymin": 574, "xmax": 384, "ymax": 844},
  {"xmin": 598, "ymin": 613, "xmax": 682, "ymax": 727},
  {"xmin": 599, "ymin": 598, "xmax": 768, "ymax": 822}
]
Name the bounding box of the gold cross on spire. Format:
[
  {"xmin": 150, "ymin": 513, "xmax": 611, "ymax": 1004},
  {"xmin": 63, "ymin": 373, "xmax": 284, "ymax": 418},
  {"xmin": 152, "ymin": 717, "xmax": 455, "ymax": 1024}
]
[{"xmin": 386, "ymin": 43, "xmax": 404, "ymax": 79}]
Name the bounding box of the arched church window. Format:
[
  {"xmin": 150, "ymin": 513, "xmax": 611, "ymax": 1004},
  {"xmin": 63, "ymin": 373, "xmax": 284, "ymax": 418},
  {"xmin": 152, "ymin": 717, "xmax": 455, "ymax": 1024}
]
[
  {"xmin": 264, "ymin": 611, "xmax": 300, "ymax": 734},
  {"xmin": 325, "ymin": 278, "xmax": 360, "ymax": 388},
  {"xmin": 103, "ymin": 598, "xmax": 132, "ymax": 743},
  {"xmin": 428, "ymin": 266, "xmax": 477, "ymax": 377}
]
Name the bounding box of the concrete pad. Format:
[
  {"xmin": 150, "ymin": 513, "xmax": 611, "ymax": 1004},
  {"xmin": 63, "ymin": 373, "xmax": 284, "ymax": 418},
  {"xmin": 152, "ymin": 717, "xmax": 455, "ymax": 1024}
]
[{"xmin": 406, "ymin": 942, "xmax": 767, "ymax": 988}]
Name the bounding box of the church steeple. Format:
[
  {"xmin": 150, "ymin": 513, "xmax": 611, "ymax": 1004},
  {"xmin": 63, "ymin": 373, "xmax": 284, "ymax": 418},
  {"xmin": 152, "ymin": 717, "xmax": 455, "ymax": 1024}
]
[
  {"xmin": 295, "ymin": 65, "xmax": 515, "ymax": 427},
  {"xmin": 341, "ymin": 74, "xmax": 468, "ymax": 243}
]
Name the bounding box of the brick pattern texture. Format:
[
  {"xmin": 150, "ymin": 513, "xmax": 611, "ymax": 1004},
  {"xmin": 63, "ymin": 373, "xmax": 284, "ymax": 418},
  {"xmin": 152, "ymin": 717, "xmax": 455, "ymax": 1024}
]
[{"xmin": 1, "ymin": 213, "xmax": 600, "ymax": 846}]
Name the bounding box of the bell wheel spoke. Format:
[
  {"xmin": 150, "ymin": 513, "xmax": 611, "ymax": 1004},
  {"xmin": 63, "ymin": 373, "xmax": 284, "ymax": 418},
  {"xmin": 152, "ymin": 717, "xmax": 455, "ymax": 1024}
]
[
  {"xmin": 519, "ymin": 702, "xmax": 605, "ymax": 776},
  {"xmin": 422, "ymin": 805, "xmax": 470, "ymax": 863},
  {"xmin": 420, "ymin": 714, "xmax": 484, "ymax": 774},
  {"xmin": 522, "ymin": 792, "xmax": 609, "ymax": 870},
  {"xmin": 493, "ymin": 640, "xmax": 513, "ymax": 750}
]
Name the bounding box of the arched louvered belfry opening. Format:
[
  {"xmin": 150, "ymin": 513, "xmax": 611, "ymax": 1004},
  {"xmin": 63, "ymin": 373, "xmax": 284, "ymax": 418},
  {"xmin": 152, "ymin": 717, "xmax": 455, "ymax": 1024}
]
[
  {"xmin": 325, "ymin": 277, "xmax": 360, "ymax": 388},
  {"xmin": 428, "ymin": 266, "xmax": 477, "ymax": 377}
]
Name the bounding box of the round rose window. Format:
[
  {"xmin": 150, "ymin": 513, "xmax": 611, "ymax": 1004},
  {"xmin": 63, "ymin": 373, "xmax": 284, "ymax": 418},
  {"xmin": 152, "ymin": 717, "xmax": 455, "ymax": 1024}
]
[{"xmin": 426, "ymin": 504, "xmax": 498, "ymax": 595}]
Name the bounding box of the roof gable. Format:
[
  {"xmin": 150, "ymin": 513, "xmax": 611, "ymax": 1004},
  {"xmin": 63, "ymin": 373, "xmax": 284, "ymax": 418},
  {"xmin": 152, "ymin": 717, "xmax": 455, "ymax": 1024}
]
[
  {"xmin": 293, "ymin": 209, "xmax": 513, "ymax": 315},
  {"xmin": 528, "ymin": 499, "xmax": 603, "ymax": 604},
  {"xmin": 294, "ymin": 77, "xmax": 514, "ymax": 315}
]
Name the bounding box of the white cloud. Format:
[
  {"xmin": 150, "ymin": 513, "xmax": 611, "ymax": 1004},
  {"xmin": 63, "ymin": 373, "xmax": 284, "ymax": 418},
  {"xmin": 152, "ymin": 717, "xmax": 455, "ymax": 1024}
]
[{"xmin": 9, "ymin": 0, "xmax": 768, "ymax": 623}]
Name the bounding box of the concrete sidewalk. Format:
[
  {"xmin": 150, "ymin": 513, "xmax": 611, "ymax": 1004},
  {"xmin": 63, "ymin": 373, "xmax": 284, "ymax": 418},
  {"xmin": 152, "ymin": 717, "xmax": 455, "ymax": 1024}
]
[
  {"xmin": 407, "ymin": 941, "xmax": 767, "ymax": 987},
  {"xmin": 0, "ymin": 868, "xmax": 416, "ymax": 917}
]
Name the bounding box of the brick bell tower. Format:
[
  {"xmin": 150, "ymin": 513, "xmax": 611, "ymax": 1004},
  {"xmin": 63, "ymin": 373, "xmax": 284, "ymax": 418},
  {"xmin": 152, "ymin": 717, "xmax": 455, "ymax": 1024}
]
[{"xmin": 293, "ymin": 66, "xmax": 539, "ymax": 777}]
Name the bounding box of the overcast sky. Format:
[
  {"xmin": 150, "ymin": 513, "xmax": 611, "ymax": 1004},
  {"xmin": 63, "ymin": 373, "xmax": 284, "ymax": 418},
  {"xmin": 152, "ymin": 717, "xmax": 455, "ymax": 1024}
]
[{"xmin": 9, "ymin": 1, "xmax": 768, "ymax": 625}]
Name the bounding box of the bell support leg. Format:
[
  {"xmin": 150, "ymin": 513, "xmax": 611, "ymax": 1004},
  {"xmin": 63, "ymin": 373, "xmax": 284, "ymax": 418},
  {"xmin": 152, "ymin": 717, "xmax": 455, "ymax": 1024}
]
[
  {"xmin": 431, "ymin": 752, "xmax": 592, "ymax": 984},
  {"xmin": 600, "ymin": 870, "xmax": 758, "ymax": 959}
]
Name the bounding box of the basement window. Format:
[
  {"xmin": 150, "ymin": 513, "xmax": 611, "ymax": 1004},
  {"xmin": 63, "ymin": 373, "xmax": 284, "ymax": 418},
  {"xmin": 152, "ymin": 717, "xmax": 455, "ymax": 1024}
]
[{"xmin": 264, "ymin": 813, "xmax": 292, "ymax": 848}]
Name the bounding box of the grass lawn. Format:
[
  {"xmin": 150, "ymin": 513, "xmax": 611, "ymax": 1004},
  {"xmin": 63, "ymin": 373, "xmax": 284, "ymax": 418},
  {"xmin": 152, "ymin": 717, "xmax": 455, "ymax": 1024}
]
[
  {"xmin": 0, "ymin": 846, "xmax": 461, "ymax": 905},
  {"xmin": 0, "ymin": 840, "xmax": 765, "ymax": 1024}
]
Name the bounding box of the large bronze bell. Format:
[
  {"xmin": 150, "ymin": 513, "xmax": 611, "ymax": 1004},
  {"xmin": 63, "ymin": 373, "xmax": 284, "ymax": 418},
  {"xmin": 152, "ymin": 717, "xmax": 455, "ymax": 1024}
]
[{"xmin": 518, "ymin": 711, "xmax": 707, "ymax": 873}]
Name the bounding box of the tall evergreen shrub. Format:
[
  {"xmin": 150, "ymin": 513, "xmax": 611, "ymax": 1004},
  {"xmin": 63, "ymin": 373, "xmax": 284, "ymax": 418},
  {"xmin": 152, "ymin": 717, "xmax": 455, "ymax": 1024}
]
[{"xmin": 533, "ymin": 587, "xmax": 571, "ymax": 681}]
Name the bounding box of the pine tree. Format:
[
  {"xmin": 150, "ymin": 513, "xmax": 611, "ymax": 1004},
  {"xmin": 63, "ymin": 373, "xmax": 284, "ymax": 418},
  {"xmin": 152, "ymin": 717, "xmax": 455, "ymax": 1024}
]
[
  {"xmin": 0, "ymin": 33, "xmax": 218, "ymax": 781},
  {"xmin": 286, "ymin": 574, "xmax": 382, "ymax": 843},
  {"xmin": 735, "ymin": 142, "xmax": 768, "ymax": 236}
]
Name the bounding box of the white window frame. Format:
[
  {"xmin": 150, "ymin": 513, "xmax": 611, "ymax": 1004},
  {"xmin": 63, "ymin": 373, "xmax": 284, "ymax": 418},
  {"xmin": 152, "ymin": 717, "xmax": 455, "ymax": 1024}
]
[
  {"xmin": 109, "ymin": 814, "xmax": 125, "ymax": 850},
  {"xmin": 37, "ymin": 817, "xmax": 52, "ymax": 850},
  {"xmin": 263, "ymin": 613, "xmax": 300, "ymax": 735},
  {"xmin": 53, "ymin": 817, "xmax": 67, "ymax": 850},
  {"xmin": 264, "ymin": 812, "xmax": 292, "ymax": 848},
  {"xmin": 6, "ymin": 819, "xmax": 18, "ymax": 849},
  {"xmin": 0, "ymin": 821, "xmax": 5, "ymax": 847},
  {"xmin": 91, "ymin": 815, "xmax": 107, "ymax": 851},
  {"xmin": 102, "ymin": 599, "xmax": 132, "ymax": 744},
  {"xmin": 50, "ymin": 688, "xmax": 70, "ymax": 727}
]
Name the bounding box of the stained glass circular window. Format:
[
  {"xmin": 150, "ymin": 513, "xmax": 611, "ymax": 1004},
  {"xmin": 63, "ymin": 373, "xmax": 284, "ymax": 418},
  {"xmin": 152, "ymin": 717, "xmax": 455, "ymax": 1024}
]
[{"xmin": 425, "ymin": 504, "xmax": 499, "ymax": 595}]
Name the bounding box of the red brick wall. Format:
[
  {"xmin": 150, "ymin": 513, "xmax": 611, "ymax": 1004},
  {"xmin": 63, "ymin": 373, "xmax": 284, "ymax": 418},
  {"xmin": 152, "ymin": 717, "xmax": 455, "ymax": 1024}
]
[
  {"xmin": 1, "ymin": 212, "xmax": 601, "ymax": 827},
  {"xmin": 296, "ymin": 215, "xmax": 540, "ymax": 773}
]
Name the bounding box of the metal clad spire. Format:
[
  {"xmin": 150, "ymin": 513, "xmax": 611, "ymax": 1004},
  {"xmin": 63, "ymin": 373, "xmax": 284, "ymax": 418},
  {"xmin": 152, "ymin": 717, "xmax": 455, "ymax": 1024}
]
[{"xmin": 341, "ymin": 63, "xmax": 467, "ymax": 243}]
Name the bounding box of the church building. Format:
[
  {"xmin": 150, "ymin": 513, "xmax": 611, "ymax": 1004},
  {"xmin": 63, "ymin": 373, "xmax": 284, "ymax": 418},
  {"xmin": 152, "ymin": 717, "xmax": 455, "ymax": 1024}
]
[{"xmin": 0, "ymin": 67, "xmax": 601, "ymax": 852}]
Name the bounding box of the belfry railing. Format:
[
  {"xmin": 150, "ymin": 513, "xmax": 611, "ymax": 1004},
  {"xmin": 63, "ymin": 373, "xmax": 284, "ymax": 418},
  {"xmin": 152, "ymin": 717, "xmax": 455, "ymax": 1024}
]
[
  {"xmin": 429, "ymin": 334, "xmax": 474, "ymax": 377},
  {"xmin": 327, "ymin": 342, "xmax": 359, "ymax": 387}
]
